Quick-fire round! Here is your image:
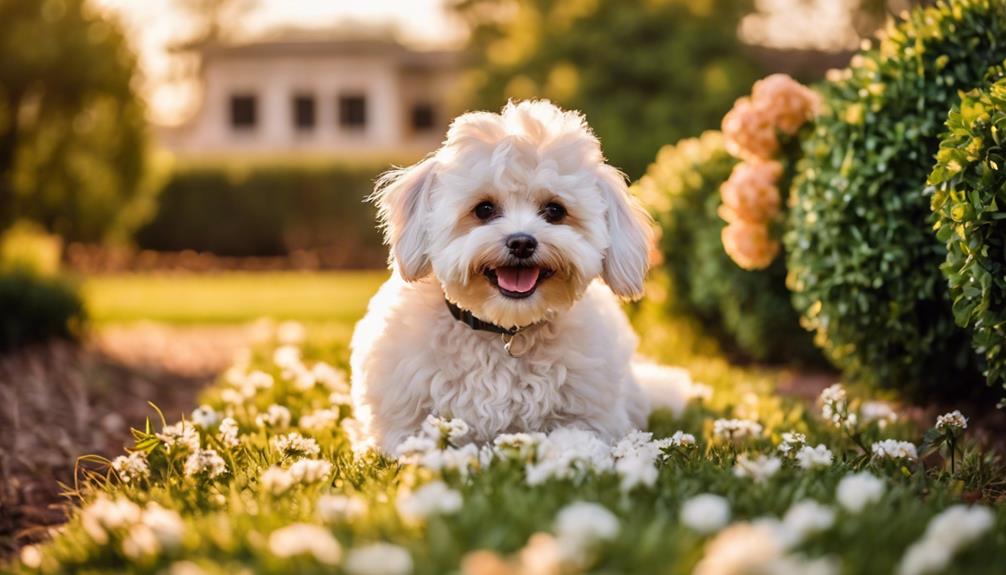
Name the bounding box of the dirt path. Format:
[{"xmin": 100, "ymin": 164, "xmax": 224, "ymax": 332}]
[{"xmin": 0, "ymin": 325, "xmax": 257, "ymax": 558}]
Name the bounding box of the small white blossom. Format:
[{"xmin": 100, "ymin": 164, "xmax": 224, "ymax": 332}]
[
  {"xmin": 819, "ymin": 384, "xmax": 857, "ymax": 430},
  {"xmin": 779, "ymin": 500, "xmax": 835, "ymax": 548},
  {"xmin": 421, "ymin": 415, "xmax": 470, "ymax": 446},
  {"xmin": 317, "ymin": 494, "xmax": 367, "ymax": 523},
  {"xmin": 183, "ymin": 449, "xmax": 227, "ymax": 479},
  {"xmin": 615, "ymin": 454, "xmax": 659, "ymax": 491},
  {"xmin": 276, "ymin": 320, "xmax": 306, "ymax": 345},
  {"xmin": 140, "ymin": 503, "xmax": 184, "ymax": 550},
  {"xmin": 860, "ymin": 401, "xmax": 898, "ymax": 429},
  {"xmin": 289, "ymin": 458, "xmax": 333, "ymax": 483},
  {"xmin": 261, "ymin": 467, "xmax": 295, "ymax": 495},
  {"xmin": 713, "ymin": 419, "xmax": 763, "ymax": 442},
  {"xmin": 681, "ymin": 494, "xmax": 731, "ymax": 534},
  {"xmin": 934, "ymin": 410, "xmax": 968, "ymax": 432},
  {"xmin": 272, "ymin": 432, "xmax": 321, "ymax": 458},
  {"xmin": 157, "ymin": 422, "xmax": 200, "ymax": 451},
  {"xmin": 835, "ymin": 471, "xmax": 885, "ymax": 513},
  {"xmin": 256, "ymin": 404, "xmax": 292, "ymax": 429},
  {"xmin": 344, "ymin": 542, "xmax": 413, "ymax": 575},
  {"xmin": 554, "ymin": 501, "xmax": 619, "ymax": 555},
  {"xmin": 189, "ymin": 405, "xmax": 218, "ymax": 429},
  {"xmin": 795, "ymin": 444, "xmax": 834, "ymax": 470},
  {"xmin": 299, "ymin": 408, "xmax": 340, "ymax": 431},
  {"xmin": 692, "ymin": 522, "xmax": 782, "ymax": 575},
  {"xmin": 396, "ymin": 481, "xmax": 463, "ymax": 522},
  {"xmin": 778, "ymin": 432, "xmax": 807, "ymax": 455},
  {"xmin": 871, "ymin": 439, "xmax": 917, "ymax": 461},
  {"xmin": 525, "ymin": 428, "xmax": 614, "ymax": 485},
  {"xmin": 897, "ymin": 505, "xmax": 994, "ymax": 575},
  {"xmin": 668, "ymin": 430, "xmax": 697, "ymax": 448},
  {"xmin": 313, "ymin": 361, "xmax": 349, "ymax": 392},
  {"xmin": 122, "ymin": 523, "xmax": 160, "ymax": 559},
  {"xmin": 268, "ymin": 523, "xmax": 342, "ymax": 565},
  {"xmin": 493, "ymin": 432, "xmax": 545, "ymax": 460},
  {"xmin": 81, "ymin": 496, "xmax": 142, "ymax": 544},
  {"xmin": 733, "ymin": 454, "xmax": 782, "ymax": 483},
  {"xmin": 111, "ymin": 452, "xmax": 150, "ymax": 484},
  {"xmin": 272, "ymin": 345, "xmax": 302, "ymax": 371},
  {"xmin": 329, "ymin": 390, "xmax": 353, "ymax": 406},
  {"xmin": 218, "ymin": 417, "xmax": 240, "ymax": 448},
  {"xmin": 243, "ymin": 370, "xmax": 275, "ymax": 394}
]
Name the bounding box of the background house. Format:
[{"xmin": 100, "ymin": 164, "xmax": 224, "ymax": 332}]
[{"xmin": 161, "ymin": 31, "xmax": 462, "ymax": 157}]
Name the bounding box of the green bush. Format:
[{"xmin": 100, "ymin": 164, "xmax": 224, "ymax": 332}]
[
  {"xmin": 137, "ymin": 158, "xmax": 399, "ymax": 266},
  {"xmin": 0, "ymin": 269, "xmax": 85, "ymax": 351},
  {"xmin": 636, "ymin": 132, "xmax": 820, "ymax": 364},
  {"xmin": 929, "ymin": 75, "xmax": 1006, "ymax": 398},
  {"xmin": 786, "ymin": 0, "xmax": 1006, "ymax": 394}
]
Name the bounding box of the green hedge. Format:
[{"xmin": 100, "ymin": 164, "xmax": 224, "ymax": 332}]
[
  {"xmin": 0, "ymin": 269, "xmax": 85, "ymax": 351},
  {"xmin": 929, "ymin": 75, "xmax": 1006, "ymax": 397},
  {"xmin": 636, "ymin": 132, "xmax": 820, "ymax": 364},
  {"xmin": 786, "ymin": 0, "xmax": 1006, "ymax": 395},
  {"xmin": 137, "ymin": 159, "xmax": 398, "ymax": 266}
]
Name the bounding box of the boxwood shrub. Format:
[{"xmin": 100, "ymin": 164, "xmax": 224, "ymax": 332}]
[
  {"xmin": 636, "ymin": 132, "xmax": 821, "ymax": 364},
  {"xmin": 929, "ymin": 75, "xmax": 1006, "ymax": 398},
  {"xmin": 0, "ymin": 269, "xmax": 85, "ymax": 351},
  {"xmin": 786, "ymin": 0, "xmax": 1006, "ymax": 395},
  {"xmin": 137, "ymin": 158, "xmax": 401, "ymax": 266}
]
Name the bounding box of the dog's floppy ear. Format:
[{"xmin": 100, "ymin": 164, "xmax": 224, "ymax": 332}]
[
  {"xmin": 372, "ymin": 156, "xmax": 437, "ymax": 281},
  {"xmin": 597, "ymin": 164, "xmax": 655, "ymax": 300}
]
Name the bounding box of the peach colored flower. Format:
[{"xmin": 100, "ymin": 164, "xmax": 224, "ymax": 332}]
[
  {"xmin": 721, "ymin": 97, "xmax": 778, "ymax": 161},
  {"xmin": 751, "ymin": 74, "xmax": 821, "ymax": 134},
  {"xmin": 720, "ymin": 161, "xmax": 783, "ymax": 224},
  {"xmin": 722, "ymin": 221, "xmax": 780, "ymax": 270}
]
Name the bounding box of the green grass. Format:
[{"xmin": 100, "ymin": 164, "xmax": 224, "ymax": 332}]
[{"xmin": 81, "ymin": 271, "xmax": 389, "ymax": 326}]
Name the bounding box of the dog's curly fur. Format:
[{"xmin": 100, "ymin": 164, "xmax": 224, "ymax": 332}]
[{"xmin": 351, "ymin": 100, "xmax": 658, "ymax": 453}]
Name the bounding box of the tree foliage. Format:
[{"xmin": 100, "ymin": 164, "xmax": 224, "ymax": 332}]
[
  {"xmin": 449, "ymin": 0, "xmax": 762, "ymax": 179},
  {"xmin": 0, "ymin": 0, "xmax": 150, "ymax": 241}
]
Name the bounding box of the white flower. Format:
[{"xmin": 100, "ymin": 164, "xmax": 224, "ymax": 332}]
[
  {"xmin": 256, "ymin": 404, "xmax": 292, "ymax": 429},
  {"xmin": 614, "ymin": 454, "xmax": 659, "ymax": 491},
  {"xmin": 261, "ymin": 466, "xmax": 295, "ymax": 495},
  {"xmin": 733, "ymin": 454, "xmax": 781, "ymax": 483},
  {"xmin": 299, "ymin": 408, "xmax": 340, "ymax": 431},
  {"xmin": 860, "ymin": 401, "xmax": 898, "ymax": 429},
  {"xmin": 272, "ymin": 432, "xmax": 321, "ymax": 458},
  {"xmin": 218, "ymin": 417, "xmax": 240, "ymax": 448},
  {"xmin": 934, "ymin": 410, "xmax": 968, "ymax": 432},
  {"xmin": 693, "ymin": 522, "xmax": 783, "ymax": 575},
  {"xmin": 313, "ymin": 361, "xmax": 349, "ymax": 392},
  {"xmin": 317, "ymin": 494, "xmax": 367, "ymax": 523},
  {"xmin": 897, "ymin": 505, "xmax": 994, "ymax": 575},
  {"xmin": 713, "ymin": 419, "xmax": 763, "ymax": 442},
  {"xmin": 140, "ymin": 503, "xmax": 184, "ymax": 550},
  {"xmin": 183, "ymin": 449, "xmax": 227, "ymax": 479},
  {"xmin": 554, "ymin": 501, "xmax": 619, "ymax": 555},
  {"xmin": 493, "ymin": 432, "xmax": 545, "ymax": 460},
  {"xmin": 778, "ymin": 432, "xmax": 806, "ymax": 455},
  {"xmin": 157, "ymin": 422, "xmax": 200, "ymax": 451},
  {"xmin": 835, "ymin": 471, "xmax": 885, "ymax": 513},
  {"xmin": 289, "ymin": 458, "xmax": 333, "ymax": 483},
  {"xmin": 681, "ymin": 494, "xmax": 731, "ymax": 534},
  {"xmin": 19, "ymin": 545, "xmax": 41, "ymax": 569},
  {"xmin": 268, "ymin": 523, "xmax": 342, "ymax": 565},
  {"xmin": 871, "ymin": 439, "xmax": 917, "ymax": 461},
  {"xmin": 342, "ymin": 418, "xmax": 375, "ymax": 456},
  {"xmin": 795, "ymin": 444, "xmax": 833, "ymax": 470},
  {"xmin": 122, "ymin": 523, "xmax": 160, "ymax": 559},
  {"xmin": 668, "ymin": 430, "xmax": 697, "ymax": 448},
  {"xmin": 190, "ymin": 405, "xmax": 218, "ymax": 429},
  {"xmin": 518, "ymin": 533, "xmax": 564, "ymax": 574},
  {"xmin": 525, "ymin": 428, "xmax": 614, "ymax": 485},
  {"xmin": 416, "ymin": 444, "xmax": 481, "ymax": 475},
  {"xmin": 242, "ymin": 370, "xmax": 275, "ymax": 395},
  {"xmin": 277, "ymin": 320, "xmax": 306, "ymax": 345},
  {"xmin": 396, "ymin": 435, "xmax": 438, "ymax": 458},
  {"xmin": 273, "ymin": 345, "xmax": 302, "ymax": 371},
  {"xmin": 396, "ymin": 481, "xmax": 463, "ymax": 523},
  {"xmin": 819, "ymin": 384, "xmax": 857, "ymax": 430},
  {"xmin": 81, "ymin": 496, "xmax": 142, "ymax": 544},
  {"xmin": 111, "ymin": 452, "xmax": 150, "ymax": 484},
  {"xmin": 329, "ymin": 390, "xmax": 353, "ymax": 406},
  {"xmin": 344, "ymin": 542, "xmax": 413, "ymax": 575},
  {"xmin": 421, "ymin": 415, "xmax": 471, "ymax": 446},
  {"xmin": 778, "ymin": 500, "xmax": 835, "ymax": 548}
]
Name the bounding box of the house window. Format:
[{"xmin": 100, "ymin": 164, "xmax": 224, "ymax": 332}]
[
  {"xmin": 338, "ymin": 94, "xmax": 367, "ymax": 129},
  {"xmin": 292, "ymin": 94, "xmax": 316, "ymax": 131},
  {"xmin": 229, "ymin": 94, "xmax": 257, "ymax": 130},
  {"xmin": 411, "ymin": 103, "xmax": 435, "ymax": 132}
]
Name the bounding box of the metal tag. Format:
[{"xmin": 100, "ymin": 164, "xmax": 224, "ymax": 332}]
[{"xmin": 502, "ymin": 332, "xmax": 530, "ymax": 357}]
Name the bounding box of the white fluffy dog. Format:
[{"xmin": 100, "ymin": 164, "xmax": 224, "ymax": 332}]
[{"xmin": 351, "ymin": 100, "xmax": 663, "ymax": 453}]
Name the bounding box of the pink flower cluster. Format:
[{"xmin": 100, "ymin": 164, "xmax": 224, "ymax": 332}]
[{"xmin": 718, "ymin": 74, "xmax": 819, "ymax": 270}]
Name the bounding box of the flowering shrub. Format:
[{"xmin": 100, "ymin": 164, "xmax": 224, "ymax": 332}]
[
  {"xmin": 929, "ymin": 76, "xmax": 1006, "ymax": 398},
  {"xmin": 786, "ymin": 0, "xmax": 1006, "ymax": 395},
  {"xmin": 720, "ymin": 74, "xmax": 819, "ymax": 270},
  {"xmin": 634, "ymin": 132, "xmax": 821, "ymax": 364},
  {"xmin": 12, "ymin": 326, "xmax": 1006, "ymax": 574}
]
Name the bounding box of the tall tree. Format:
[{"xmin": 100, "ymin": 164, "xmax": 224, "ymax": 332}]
[{"xmin": 0, "ymin": 0, "xmax": 148, "ymax": 241}]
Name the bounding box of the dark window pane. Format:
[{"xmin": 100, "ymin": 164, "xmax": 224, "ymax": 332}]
[
  {"xmin": 293, "ymin": 94, "xmax": 316, "ymax": 130},
  {"xmin": 339, "ymin": 94, "xmax": 367, "ymax": 129},
  {"xmin": 230, "ymin": 94, "xmax": 256, "ymax": 129},
  {"xmin": 411, "ymin": 103, "xmax": 435, "ymax": 131}
]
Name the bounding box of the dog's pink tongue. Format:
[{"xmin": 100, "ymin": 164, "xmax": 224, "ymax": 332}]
[{"xmin": 496, "ymin": 266, "xmax": 540, "ymax": 293}]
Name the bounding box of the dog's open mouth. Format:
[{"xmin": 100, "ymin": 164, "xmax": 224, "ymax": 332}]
[{"xmin": 484, "ymin": 266, "xmax": 554, "ymax": 299}]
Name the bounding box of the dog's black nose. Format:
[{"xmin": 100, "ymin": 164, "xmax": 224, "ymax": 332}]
[{"xmin": 506, "ymin": 233, "xmax": 537, "ymax": 259}]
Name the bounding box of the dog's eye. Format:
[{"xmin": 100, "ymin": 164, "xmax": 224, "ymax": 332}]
[
  {"xmin": 474, "ymin": 201, "xmax": 497, "ymax": 221},
  {"xmin": 542, "ymin": 202, "xmax": 567, "ymax": 223}
]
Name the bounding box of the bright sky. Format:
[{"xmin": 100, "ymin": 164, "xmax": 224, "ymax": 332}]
[{"xmin": 93, "ymin": 0, "xmax": 463, "ymax": 125}]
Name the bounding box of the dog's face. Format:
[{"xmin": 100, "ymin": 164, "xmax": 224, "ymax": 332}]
[{"xmin": 374, "ymin": 100, "xmax": 654, "ymax": 328}]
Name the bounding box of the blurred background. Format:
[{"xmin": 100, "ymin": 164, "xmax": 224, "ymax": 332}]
[{"xmin": 0, "ymin": 0, "xmax": 928, "ymax": 555}]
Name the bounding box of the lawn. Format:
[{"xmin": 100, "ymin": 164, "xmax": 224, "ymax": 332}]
[{"xmin": 81, "ymin": 271, "xmax": 390, "ymax": 326}]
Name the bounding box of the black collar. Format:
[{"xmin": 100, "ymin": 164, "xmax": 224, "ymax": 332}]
[{"xmin": 445, "ymin": 299, "xmax": 521, "ymax": 336}]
